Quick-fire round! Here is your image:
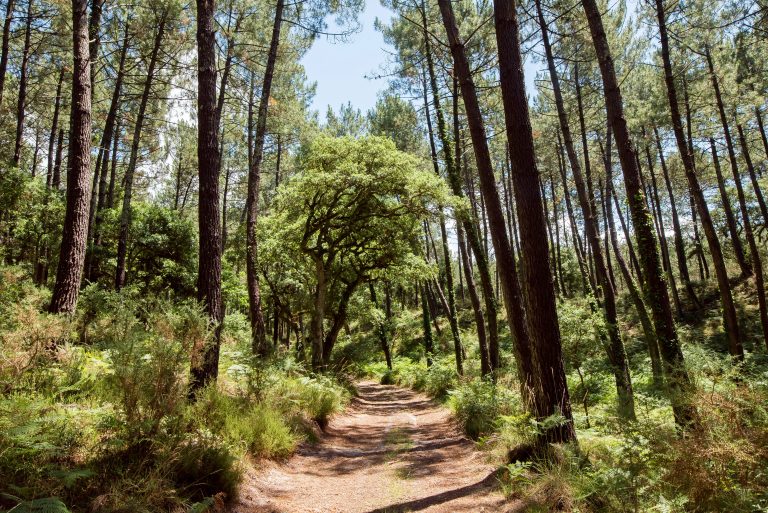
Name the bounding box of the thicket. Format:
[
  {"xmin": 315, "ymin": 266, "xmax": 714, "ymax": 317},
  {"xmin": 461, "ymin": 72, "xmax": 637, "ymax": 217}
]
[{"xmin": 0, "ymin": 267, "xmax": 349, "ymax": 513}]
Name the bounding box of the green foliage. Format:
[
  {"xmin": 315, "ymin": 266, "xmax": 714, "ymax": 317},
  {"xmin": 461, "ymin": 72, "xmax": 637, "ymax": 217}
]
[{"xmin": 449, "ymin": 380, "xmax": 518, "ymax": 439}]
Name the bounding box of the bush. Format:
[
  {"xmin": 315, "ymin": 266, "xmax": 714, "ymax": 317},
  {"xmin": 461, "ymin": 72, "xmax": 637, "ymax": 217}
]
[{"xmin": 449, "ymin": 380, "xmax": 518, "ymax": 440}]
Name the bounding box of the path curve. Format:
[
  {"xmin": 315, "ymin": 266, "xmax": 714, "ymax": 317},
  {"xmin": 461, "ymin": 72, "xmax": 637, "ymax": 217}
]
[{"xmin": 231, "ymin": 381, "xmax": 512, "ymax": 513}]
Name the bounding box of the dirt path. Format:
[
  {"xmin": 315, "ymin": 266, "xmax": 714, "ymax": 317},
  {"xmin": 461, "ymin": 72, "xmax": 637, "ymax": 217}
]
[{"xmin": 231, "ymin": 381, "xmax": 512, "ymax": 513}]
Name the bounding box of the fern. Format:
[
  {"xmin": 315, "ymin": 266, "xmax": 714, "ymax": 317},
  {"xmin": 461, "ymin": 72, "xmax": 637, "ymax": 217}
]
[{"xmin": 2, "ymin": 495, "xmax": 71, "ymax": 513}]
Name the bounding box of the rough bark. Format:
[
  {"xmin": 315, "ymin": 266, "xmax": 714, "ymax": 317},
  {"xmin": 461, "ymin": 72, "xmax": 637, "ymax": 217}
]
[
  {"xmin": 49, "ymin": 0, "xmax": 91, "ymax": 315},
  {"xmin": 189, "ymin": 0, "xmax": 225, "ymax": 395},
  {"xmin": 581, "ymin": 0, "xmax": 697, "ymax": 428},
  {"xmin": 115, "ymin": 12, "xmax": 167, "ymax": 290},
  {"xmin": 492, "ymin": 0, "xmax": 577, "ymax": 441},
  {"xmin": 653, "ymin": 1, "xmax": 742, "ymax": 358},
  {"xmin": 246, "ymin": 0, "xmax": 283, "ymax": 357}
]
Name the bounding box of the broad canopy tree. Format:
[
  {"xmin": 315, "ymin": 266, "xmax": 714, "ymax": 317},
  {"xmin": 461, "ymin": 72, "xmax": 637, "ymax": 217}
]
[{"xmin": 260, "ymin": 135, "xmax": 452, "ymax": 369}]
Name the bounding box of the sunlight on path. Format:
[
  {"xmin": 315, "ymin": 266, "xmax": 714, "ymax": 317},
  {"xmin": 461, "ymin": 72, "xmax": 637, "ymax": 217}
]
[{"xmin": 231, "ymin": 382, "xmax": 514, "ymax": 513}]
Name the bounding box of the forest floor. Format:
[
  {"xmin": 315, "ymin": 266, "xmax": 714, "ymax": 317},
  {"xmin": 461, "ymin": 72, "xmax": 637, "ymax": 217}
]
[{"xmin": 230, "ymin": 381, "xmax": 517, "ymax": 513}]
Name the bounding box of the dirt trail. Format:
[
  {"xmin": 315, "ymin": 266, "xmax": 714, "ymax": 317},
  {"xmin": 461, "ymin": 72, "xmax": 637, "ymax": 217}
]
[{"xmin": 231, "ymin": 381, "xmax": 513, "ymax": 513}]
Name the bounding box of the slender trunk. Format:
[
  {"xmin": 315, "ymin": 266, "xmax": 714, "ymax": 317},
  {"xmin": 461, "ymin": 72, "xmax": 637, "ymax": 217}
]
[
  {"xmin": 115, "ymin": 13, "xmax": 167, "ymax": 290},
  {"xmin": 49, "ymin": 0, "xmax": 91, "ymax": 315},
  {"xmin": 0, "ymin": 0, "xmax": 15, "ymax": 107},
  {"xmin": 756, "ymin": 107, "xmax": 768, "ymax": 162},
  {"xmin": 581, "ymin": 0, "xmax": 697, "ymax": 427},
  {"xmin": 47, "ymin": 69, "xmax": 64, "ymax": 188},
  {"xmin": 438, "ymin": 0, "xmax": 540, "ymax": 400},
  {"xmin": 246, "ymin": 0, "xmax": 283, "ymax": 356},
  {"xmin": 492, "ymin": 0, "xmax": 577, "ymax": 441},
  {"xmin": 736, "ymin": 124, "xmax": 768, "ymax": 349},
  {"xmin": 310, "ymin": 259, "xmax": 327, "ymax": 370},
  {"xmin": 106, "ymin": 117, "xmax": 120, "ymax": 208},
  {"xmin": 458, "ymin": 224, "xmax": 490, "ymax": 375},
  {"xmin": 221, "ymin": 166, "xmax": 231, "ymax": 250},
  {"xmin": 370, "ymin": 284, "xmax": 393, "ymax": 370},
  {"xmin": 710, "ymin": 139, "xmax": 750, "ymax": 278},
  {"xmin": 13, "ymin": 0, "xmax": 33, "ymax": 167},
  {"xmin": 653, "ymin": 1, "xmax": 741, "ymax": 358},
  {"xmin": 603, "ymin": 129, "xmax": 663, "ymax": 386},
  {"xmin": 422, "ymin": 81, "xmax": 463, "ymax": 373},
  {"xmin": 420, "ymin": 13, "xmax": 502, "ymax": 373},
  {"xmin": 421, "ymin": 282, "xmax": 434, "ymax": 366},
  {"xmin": 535, "ymin": 0, "xmax": 634, "ymax": 419},
  {"xmin": 653, "ymin": 127, "xmax": 699, "ymax": 308},
  {"xmin": 189, "ymin": 0, "xmax": 225, "ymax": 395},
  {"xmin": 322, "ymin": 280, "xmax": 358, "ymax": 366},
  {"xmin": 52, "ymin": 129, "xmax": 64, "ymax": 190},
  {"xmin": 550, "ymin": 171, "xmax": 567, "ymax": 297},
  {"xmin": 558, "ymin": 135, "xmax": 591, "ymax": 294},
  {"xmin": 645, "ymin": 138, "xmax": 683, "ymax": 317},
  {"xmin": 87, "ymin": 22, "xmax": 130, "ymax": 281},
  {"xmin": 87, "ymin": 0, "xmax": 103, "ymax": 89}
]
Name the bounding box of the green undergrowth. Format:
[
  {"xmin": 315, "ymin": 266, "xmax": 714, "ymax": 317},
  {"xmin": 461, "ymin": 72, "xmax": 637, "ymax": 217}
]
[
  {"xmin": 0, "ymin": 267, "xmax": 350, "ymax": 513},
  {"xmin": 358, "ymin": 288, "xmax": 768, "ymax": 512}
]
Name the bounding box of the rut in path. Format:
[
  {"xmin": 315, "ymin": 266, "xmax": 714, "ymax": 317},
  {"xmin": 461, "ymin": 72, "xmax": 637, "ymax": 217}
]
[{"xmin": 232, "ymin": 381, "xmax": 515, "ymax": 513}]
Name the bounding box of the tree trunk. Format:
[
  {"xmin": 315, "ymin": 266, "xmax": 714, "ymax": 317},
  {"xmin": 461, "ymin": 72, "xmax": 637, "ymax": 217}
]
[
  {"xmin": 653, "ymin": 1, "xmax": 742, "ymax": 358},
  {"xmin": 492, "ymin": 0, "xmax": 577, "ymax": 441},
  {"xmin": 644, "ymin": 140, "xmax": 683, "ymax": 317},
  {"xmin": 457, "ymin": 223, "xmax": 490, "ymax": 375},
  {"xmin": 115, "ymin": 13, "xmax": 167, "ymax": 290},
  {"xmin": 310, "ymin": 258, "xmax": 327, "ymax": 370},
  {"xmin": 49, "ymin": 0, "xmax": 91, "ymax": 315},
  {"xmin": 0, "ymin": 0, "xmax": 15, "ymax": 107},
  {"xmin": 652, "ymin": 127, "xmax": 700, "ymax": 308},
  {"xmin": 87, "ymin": 22, "xmax": 130, "ymax": 281},
  {"xmin": 13, "ymin": 0, "xmax": 33, "ymax": 167},
  {"xmin": 603, "ymin": 128, "xmax": 663, "ymax": 387},
  {"xmin": 420, "ymin": 11, "xmax": 501, "ymax": 373},
  {"xmin": 246, "ymin": 0, "xmax": 283, "ymax": 356},
  {"xmin": 437, "ymin": 0, "xmax": 541, "ymax": 401},
  {"xmin": 581, "ymin": 0, "xmax": 697, "ymax": 428},
  {"xmin": 47, "ymin": 69, "xmax": 64, "ymax": 188},
  {"xmin": 736, "ymin": 124, "xmax": 768, "ymax": 349},
  {"xmin": 189, "ymin": 0, "xmax": 225, "ymax": 395},
  {"xmin": 421, "ymin": 282, "xmax": 434, "ymax": 367},
  {"xmin": 535, "ymin": 0, "xmax": 634, "ymax": 420}
]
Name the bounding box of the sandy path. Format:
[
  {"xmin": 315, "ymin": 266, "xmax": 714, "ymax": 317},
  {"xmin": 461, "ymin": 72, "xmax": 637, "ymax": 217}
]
[{"xmin": 230, "ymin": 381, "xmax": 513, "ymax": 513}]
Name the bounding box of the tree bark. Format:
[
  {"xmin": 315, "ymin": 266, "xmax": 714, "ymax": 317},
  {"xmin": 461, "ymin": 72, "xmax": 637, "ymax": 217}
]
[
  {"xmin": 535, "ymin": 0, "xmax": 634, "ymax": 419},
  {"xmin": 189, "ymin": 0, "xmax": 225, "ymax": 395},
  {"xmin": 736, "ymin": 124, "xmax": 768, "ymax": 349},
  {"xmin": 492, "ymin": 0, "xmax": 577, "ymax": 441},
  {"xmin": 49, "ymin": 0, "xmax": 91, "ymax": 315},
  {"xmin": 115, "ymin": 12, "xmax": 167, "ymax": 290},
  {"xmin": 13, "ymin": 0, "xmax": 33, "ymax": 167},
  {"xmin": 437, "ymin": 0, "xmax": 541, "ymax": 402},
  {"xmin": 246, "ymin": 0, "xmax": 283, "ymax": 356},
  {"xmin": 0, "ymin": 0, "xmax": 14, "ymax": 107},
  {"xmin": 653, "ymin": 1, "xmax": 742, "ymax": 358},
  {"xmin": 581, "ymin": 0, "xmax": 697, "ymax": 428},
  {"xmin": 47, "ymin": 69, "xmax": 65, "ymax": 188}
]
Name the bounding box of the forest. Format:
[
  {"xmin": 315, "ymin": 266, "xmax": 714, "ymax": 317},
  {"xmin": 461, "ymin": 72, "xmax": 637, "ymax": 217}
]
[{"xmin": 0, "ymin": 0, "xmax": 767, "ymax": 511}]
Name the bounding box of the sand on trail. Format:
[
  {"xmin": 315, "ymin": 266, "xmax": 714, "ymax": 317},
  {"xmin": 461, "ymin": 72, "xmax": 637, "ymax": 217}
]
[{"xmin": 229, "ymin": 381, "xmax": 519, "ymax": 513}]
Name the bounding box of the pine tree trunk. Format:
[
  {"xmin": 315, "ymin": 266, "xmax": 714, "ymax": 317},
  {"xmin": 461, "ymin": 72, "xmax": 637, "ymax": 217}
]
[
  {"xmin": 115, "ymin": 13, "xmax": 167, "ymax": 290},
  {"xmin": 581, "ymin": 0, "xmax": 697, "ymax": 428},
  {"xmin": 0, "ymin": 0, "xmax": 14, "ymax": 107},
  {"xmin": 246, "ymin": 0, "xmax": 283, "ymax": 356},
  {"xmin": 653, "ymin": 1, "xmax": 742, "ymax": 357},
  {"xmin": 457, "ymin": 224, "xmax": 490, "ymax": 375},
  {"xmin": 492, "ymin": 0, "xmax": 577, "ymax": 441},
  {"xmin": 709, "ymin": 138, "xmax": 750, "ymax": 277},
  {"xmin": 13, "ymin": 0, "xmax": 33, "ymax": 167},
  {"xmin": 189, "ymin": 0, "xmax": 225, "ymax": 394},
  {"xmin": 420, "ymin": 11, "xmax": 501, "ymax": 373},
  {"xmin": 736, "ymin": 124, "xmax": 768, "ymax": 349},
  {"xmin": 47, "ymin": 69, "xmax": 64, "ymax": 187},
  {"xmin": 653, "ymin": 127, "xmax": 699, "ymax": 308},
  {"xmin": 535, "ymin": 0, "xmax": 634, "ymax": 419},
  {"xmin": 437, "ymin": 0, "xmax": 540, "ymax": 400},
  {"xmin": 49, "ymin": 0, "xmax": 91, "ymax": 315}
]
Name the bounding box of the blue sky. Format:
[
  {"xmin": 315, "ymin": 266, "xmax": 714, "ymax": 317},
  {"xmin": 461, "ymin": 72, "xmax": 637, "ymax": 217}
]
[{"xmin": 300, "ymin": 1, "xmax": 541, "ymax": 116}]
